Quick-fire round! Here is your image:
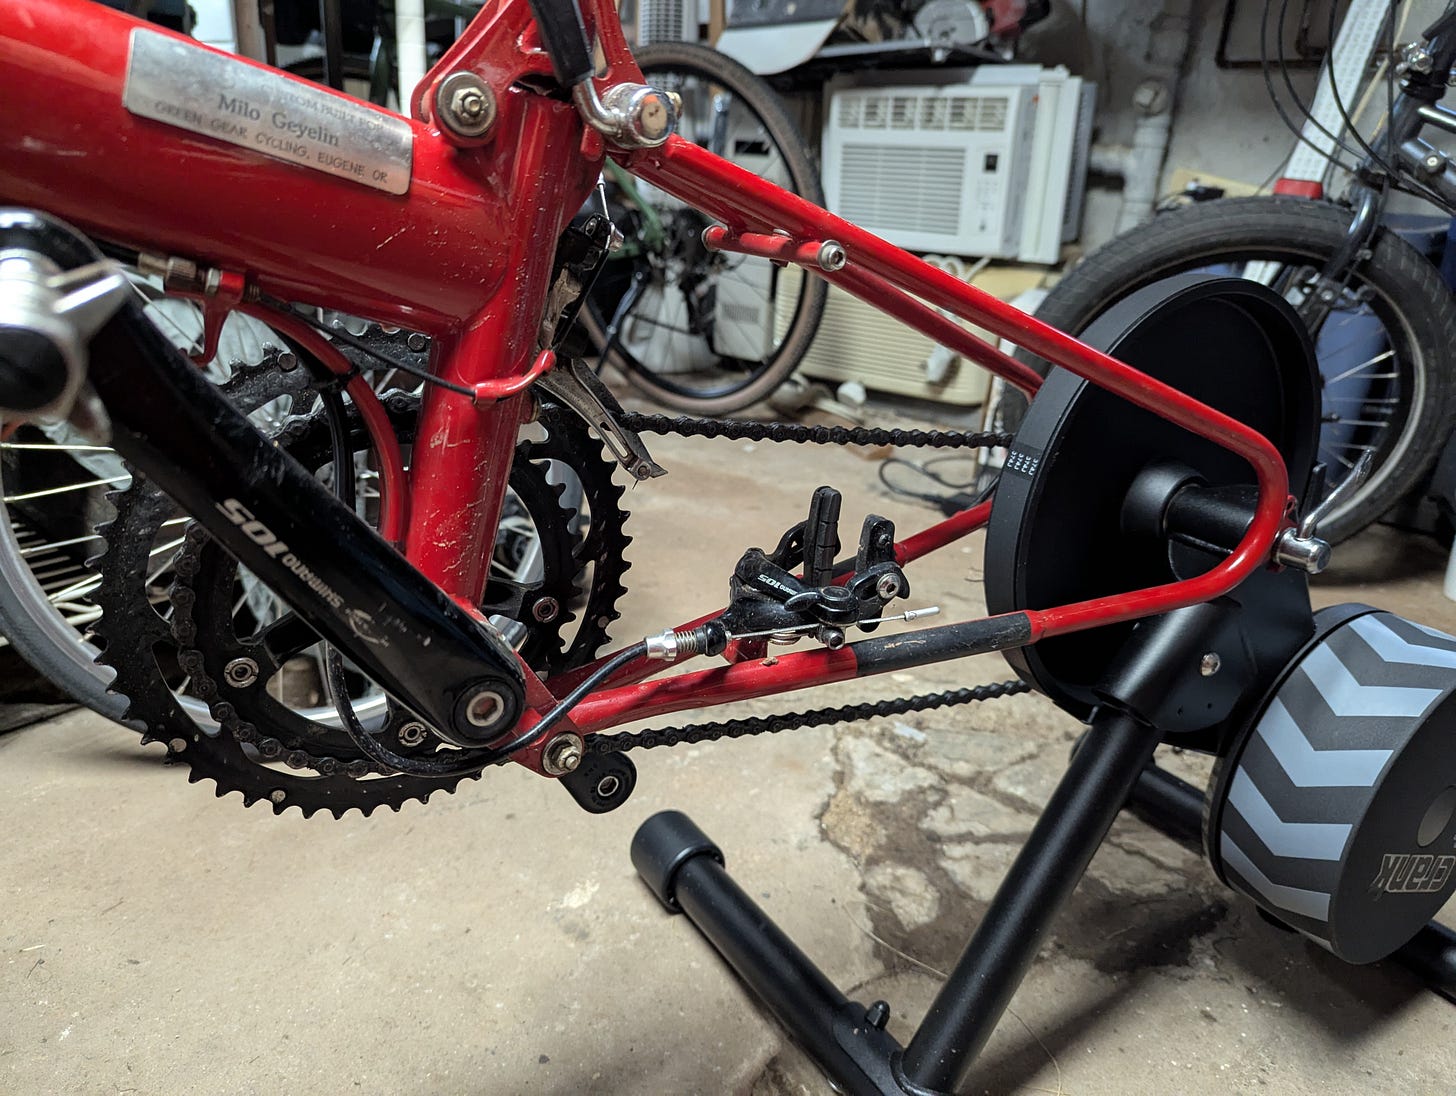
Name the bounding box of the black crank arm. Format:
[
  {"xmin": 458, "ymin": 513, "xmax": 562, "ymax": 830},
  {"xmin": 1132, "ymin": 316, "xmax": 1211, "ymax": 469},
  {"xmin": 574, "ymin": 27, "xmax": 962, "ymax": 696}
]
[{"xmin": 86, "ymin": 298, "xmax": 524, "ymax": 745}]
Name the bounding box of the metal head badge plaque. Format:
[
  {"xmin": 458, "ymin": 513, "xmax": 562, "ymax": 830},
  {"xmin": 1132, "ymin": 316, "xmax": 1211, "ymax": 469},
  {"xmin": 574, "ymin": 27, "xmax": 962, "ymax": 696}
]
[{"xmin": 123, "ymin": 29, "xmax": 412, "ymax": 195}]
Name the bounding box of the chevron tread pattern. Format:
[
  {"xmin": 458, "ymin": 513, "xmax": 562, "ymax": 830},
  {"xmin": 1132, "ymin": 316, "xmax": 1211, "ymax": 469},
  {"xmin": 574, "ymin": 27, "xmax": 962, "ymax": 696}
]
[{"xmin": 1218, "ymin": 611, "xmax": 1456, "ymax": 947}]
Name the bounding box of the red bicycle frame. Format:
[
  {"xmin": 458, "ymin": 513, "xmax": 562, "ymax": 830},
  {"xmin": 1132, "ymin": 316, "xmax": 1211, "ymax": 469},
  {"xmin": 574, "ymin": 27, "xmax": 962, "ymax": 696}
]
[{"xmin": 0, "ymin": 0, "xmax": 1293, "ymax": 763}]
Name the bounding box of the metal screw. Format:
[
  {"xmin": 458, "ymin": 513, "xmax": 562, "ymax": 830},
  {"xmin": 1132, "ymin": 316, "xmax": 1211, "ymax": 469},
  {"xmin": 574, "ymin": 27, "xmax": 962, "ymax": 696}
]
[
  {"xmin": 875, "ymin": 573, "xmax": 902, "ymax": 600},
  {"xmin": 596, "ymin": 774, "xmax": 621, "ymax": 799},
  {"xmin": 438, "ymin": 72, "xmax": 497, "ymax": 138},
  {"xmin": 464, "ymin": 689, "xmax": 507, "ymax": 728},
  {"xmin": 269, "ymin": 789, "xmax": 286, "ymax": 805},
  {"xmin": 1200, "ymin": 652, "xmax": 1222, "ymax": 677},
  {"xmin": 224, "ymin": 657, "xmax": 259, "ymax": 688},
  {"xmin": 532, "ymin": 597, "xmax": 560, "ymax": 623},
  {"xmin": 405, "ymin": 332, "xmax": 429, "ymax": 352},
  {"xmin": 276, "ymin": 350, "xmax": 298, "ymax": 371},
  {"xmin": 168, "ymin": 737, "xmax": 187, "ymax": 753},
  {"xmin": 817, "ymin": 240, "xmax": 847, "ymax": 272},
  {"xmin": 542, "ymin": 733, "xmax": 584, "ymax": 776},
  {"xmin": 398, "ymin": 721, "xmax": 428, "ymax": 747},
  {"xmin": 1426, "ymin": 152, "xmax": 1445, "ymax": 173}
]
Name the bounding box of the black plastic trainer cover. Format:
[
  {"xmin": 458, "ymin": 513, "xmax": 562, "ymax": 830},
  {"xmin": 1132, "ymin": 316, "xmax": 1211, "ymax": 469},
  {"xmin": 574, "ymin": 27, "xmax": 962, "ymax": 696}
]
[{"xmin": 1208, "ymin": 606, "xmax": 1456, "ymax": 963}]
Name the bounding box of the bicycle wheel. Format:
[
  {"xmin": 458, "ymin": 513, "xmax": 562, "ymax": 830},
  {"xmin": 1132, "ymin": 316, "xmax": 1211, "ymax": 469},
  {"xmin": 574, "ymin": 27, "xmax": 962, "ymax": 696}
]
[
  {"xmin": 1010, "ymin": 197, "xmax": 1456, "ymax": 543},
  {"xmin": 579, "ymin": 41, "xmax": 828, "ymax": 415}
]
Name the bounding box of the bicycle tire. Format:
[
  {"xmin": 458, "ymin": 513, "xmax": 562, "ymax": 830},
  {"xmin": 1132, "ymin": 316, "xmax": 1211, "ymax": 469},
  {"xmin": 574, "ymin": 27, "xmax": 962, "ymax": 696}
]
[
  {"xmin": 580, "ymin": 41, "xmax": 828, "ymax": 416},
  {"xmin": 1012, "ymin": 197, "xmax": 1456, "ymax": 544}
]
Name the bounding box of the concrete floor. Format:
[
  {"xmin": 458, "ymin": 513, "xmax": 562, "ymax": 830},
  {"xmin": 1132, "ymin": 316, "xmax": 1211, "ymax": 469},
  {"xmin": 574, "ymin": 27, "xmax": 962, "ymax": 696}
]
[{"xmin": 3, "ymin": 430, "xmax": 1456, "ymax": 1095}]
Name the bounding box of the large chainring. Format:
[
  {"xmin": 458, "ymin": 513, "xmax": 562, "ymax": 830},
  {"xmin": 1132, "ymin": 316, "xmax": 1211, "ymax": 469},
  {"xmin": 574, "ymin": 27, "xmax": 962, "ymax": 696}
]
[{"xmin": 93, "ymin": 368, "xmax": 631, "ymax": 817}]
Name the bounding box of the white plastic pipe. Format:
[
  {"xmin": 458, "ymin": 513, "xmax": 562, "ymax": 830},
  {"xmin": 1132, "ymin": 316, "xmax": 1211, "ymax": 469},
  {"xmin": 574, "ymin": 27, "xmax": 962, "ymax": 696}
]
[{"xmin": 395, "ymin": 0, "xmax": 428, "ymax": 113}]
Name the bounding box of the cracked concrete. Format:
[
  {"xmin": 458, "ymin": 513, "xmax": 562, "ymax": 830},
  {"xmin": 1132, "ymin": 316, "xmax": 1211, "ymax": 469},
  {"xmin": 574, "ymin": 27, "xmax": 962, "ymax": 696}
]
[{"xmin": 3, "ymin": 430, "xmax": 1456, "ymax": 1094}]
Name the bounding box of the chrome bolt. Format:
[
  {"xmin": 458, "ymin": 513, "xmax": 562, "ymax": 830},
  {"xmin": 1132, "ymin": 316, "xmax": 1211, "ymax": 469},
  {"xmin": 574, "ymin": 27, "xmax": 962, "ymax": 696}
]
[
  {"xmin": 596, "ymin": 774, "xmax": 621, "ymax": 798},
  {"xmin": 224, "ymin": 657, "xmax": 259, "ymax": 688},
  {"xmin": 817, "ymin": 240, "xmax": 847, "ymax": 272},
  {"xmin": 542, "ymin": 733, "xmax": 584, "ymax": 776},
  {"xmin": 464, "ymin": 689, "xmax": 507, "ymax": 728},
  {"xmin": 1200, "ymin": 652, "xmax": 1222, "ymax": 677},
  {"xmin": 398, "ymin": 721, "xmax": 428, "ymax": 748},
  {"xmin": 438, "ymin": 72, "xmax": 497, "ymax": 138},
  {"xmin": 1426, "ymin": 152, "xmax": 1445, "ymax": 173},
  {"xmin": 875, "ymin": 573, "xmax": 902, "ymax": 600},
  {"xmin": 532, "ymin": 597, "xmax": 560, "ymax": 623}
]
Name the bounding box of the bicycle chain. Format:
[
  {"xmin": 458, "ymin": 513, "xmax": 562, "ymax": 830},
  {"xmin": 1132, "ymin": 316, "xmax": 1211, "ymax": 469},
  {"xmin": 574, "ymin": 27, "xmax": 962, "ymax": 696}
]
[
  {"xmin": 149, "ymin": 401, "xmax": 1024, "ymax": 807},
  {"xmin": 587, "ymin": 680, "xmax": 1030, "ymax": 754},
  {"xmin": 618, "ymin": 410, "xmax": 1013, "ymax": 451}
]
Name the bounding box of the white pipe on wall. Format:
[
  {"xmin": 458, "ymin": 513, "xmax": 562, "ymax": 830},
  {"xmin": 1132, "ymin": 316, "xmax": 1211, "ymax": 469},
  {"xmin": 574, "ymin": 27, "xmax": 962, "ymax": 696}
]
[{"xmin": 395, "ymin": 0, "xmax": 429, "ymax": 113}]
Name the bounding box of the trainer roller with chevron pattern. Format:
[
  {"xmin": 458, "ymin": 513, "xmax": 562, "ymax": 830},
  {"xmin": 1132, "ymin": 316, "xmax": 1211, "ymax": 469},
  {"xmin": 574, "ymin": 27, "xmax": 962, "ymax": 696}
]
[{"xmin": 1209, "ymin": 604, "xmax": 1456, "ymax": 963}]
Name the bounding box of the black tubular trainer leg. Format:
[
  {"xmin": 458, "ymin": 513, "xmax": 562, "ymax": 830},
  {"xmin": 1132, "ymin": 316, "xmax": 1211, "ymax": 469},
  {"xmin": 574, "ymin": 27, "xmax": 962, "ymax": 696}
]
[
  {"xmin": 632, "ymin": 812, "xmax": 902, "ymax": 1095},
  {"xmin": 633, "ymin": 705, "xmax": 1163, "ymax": 1095},
  {"xmin": 1128, "ymin": 765, "xmax": 1456, "ymax": 1004},
  {"xmin": 899, "ymin": 708, "xmax": 1161, "ymax": 1090}
]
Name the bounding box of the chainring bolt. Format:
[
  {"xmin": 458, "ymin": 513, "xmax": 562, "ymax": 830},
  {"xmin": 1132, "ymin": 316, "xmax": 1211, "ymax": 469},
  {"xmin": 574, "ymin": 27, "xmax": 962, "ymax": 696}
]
[
  {"xmin": 1200, "ymin": 652, "xmax": 1222, "ymax": 677},
  {"xmin": 532, "ymin": 597, "xmax": 561, "ymax": 623},
  {"xmin": 542, "ymin": 733, "xmax": 585, "ymax": 776},
  {"xmin": 269, "ymin": 789, "xmax": 286, "ymax": 804},
  {"xmin": 168, "ymin": 737, "xmax": 187, "ymax": 753},
  {"xmin": 224, "ymin": 657, "xmax": 260, "ymax": 688},
  {"xmin": 398, "ymin": 721, "xmax": 429, "ymax": 747}
]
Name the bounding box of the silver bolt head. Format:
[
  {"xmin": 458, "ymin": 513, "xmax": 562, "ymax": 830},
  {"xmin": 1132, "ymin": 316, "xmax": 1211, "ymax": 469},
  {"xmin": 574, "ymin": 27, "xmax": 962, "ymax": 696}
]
[
  {"xmin": 532, "ymin": 597, "xmax": 560, "ymax": 623},
  {"xmin": 542, "ymin": 733, "xmax": 584, "ymax": 775},
  {"xmin": 817, "ymin": 240, "xmax": 847, "ymax": 272},
  {"xmin": 1199, "ymin": 652, "xmax": 1222, "ymax": 677},
  {"xmin": 875, "ymin": 573, "xmax": 902, "ymax": 600},
  {"xmin": 398, "ymin": 721, "xmax": 428, "ymax": 747},
  {"xmin": 438, "ymin": 73, "xmax": 496, "ymax": 138},
  {"xmin": 224, "ymin": 657, "xmax": 259, "ymax": 688}
]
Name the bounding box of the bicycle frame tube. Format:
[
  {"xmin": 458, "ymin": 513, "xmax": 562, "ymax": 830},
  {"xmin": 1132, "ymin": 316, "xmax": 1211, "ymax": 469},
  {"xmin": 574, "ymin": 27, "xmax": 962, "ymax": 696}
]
[{"xmin": 0, "ymin": 0, "xmax": 1296, "ymax": 754}]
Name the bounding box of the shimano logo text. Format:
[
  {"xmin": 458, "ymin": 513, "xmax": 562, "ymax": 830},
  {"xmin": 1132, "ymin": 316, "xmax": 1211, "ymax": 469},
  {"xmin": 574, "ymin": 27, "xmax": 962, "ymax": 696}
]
[
  {"xmin": 214, "ymin": 498, "xmax": 344, "ymax": 610},
  {"xmin": 1371, "ymin": 853, "xmax": 1456, "ymax": 895}
]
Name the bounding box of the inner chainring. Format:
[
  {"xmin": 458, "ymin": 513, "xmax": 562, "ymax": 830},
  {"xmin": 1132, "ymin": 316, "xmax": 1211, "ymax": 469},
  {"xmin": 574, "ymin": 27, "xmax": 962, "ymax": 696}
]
[
  {"xmin": 94, "ymin": 366, "xmax": 631, "ymax": 817},
  {"xmin": 984, "ymin": 274, "xmax": 1320, "ymax": 718}
]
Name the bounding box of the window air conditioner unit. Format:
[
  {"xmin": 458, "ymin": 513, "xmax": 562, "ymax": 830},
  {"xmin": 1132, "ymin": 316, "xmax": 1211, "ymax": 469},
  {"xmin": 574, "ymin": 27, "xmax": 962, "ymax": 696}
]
[
  {"xmin": 822, "ymin": 76, "xmax": 1038, "ymax": 259},
  {"xmin": 635, "ymin": 0, "xmax": 702, "ymax": 45}
]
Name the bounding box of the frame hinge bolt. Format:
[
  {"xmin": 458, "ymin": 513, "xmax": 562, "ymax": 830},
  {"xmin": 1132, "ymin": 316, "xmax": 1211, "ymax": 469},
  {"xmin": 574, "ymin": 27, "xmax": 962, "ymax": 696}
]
[
  {"xmin": 542, "ymin": 733, "xmax": 585, "ymax": 776},
  {"xmin": 438, "ymin": 72, "xmax": 498, "ymax": 139}
]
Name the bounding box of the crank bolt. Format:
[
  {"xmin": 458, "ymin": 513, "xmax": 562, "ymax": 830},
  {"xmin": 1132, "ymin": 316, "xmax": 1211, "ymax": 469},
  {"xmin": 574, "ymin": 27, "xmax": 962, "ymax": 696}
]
[
  {"xmin": 224, "ymin": 657, "xmax": 259, "ymax": 688},
  {"xmin": 532, "ymin": 597, "xmax": 561, "ymax": 623},
  {"xmin": 816, "ymin": 240, "xmax": 848, "ymax": 272},
  {"xmin": 875, "ymin": 573, "xmax": 902, "ymax": 600},
  {"xmin": 463, "ymin": 688, "xmax": 507, "ymax": 729},
  {"xmin": 1200, "ymin": 652, "xmax": 1222, "ymax": 677},
  {"xmin": 542, "ymin": 733, "xmax": 585, "ymax": 776},
  {"xmin": 437, "ymin": 72, "xmax": 497, "ymax": 138},
  {"xmin": 398, "ymin": 721, "xmax": 429, "ymax": 748}
]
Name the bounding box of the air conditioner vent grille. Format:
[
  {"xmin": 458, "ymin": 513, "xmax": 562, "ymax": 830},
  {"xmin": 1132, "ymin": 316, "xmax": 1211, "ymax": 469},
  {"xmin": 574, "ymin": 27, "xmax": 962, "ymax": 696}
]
[
  {"xmin": 836, "ymin": 145, "xmax": 965, "ymax": 235},
  {"xmin": 834, "ymin": 92, "xmax": 1010, "ymax": 133}
]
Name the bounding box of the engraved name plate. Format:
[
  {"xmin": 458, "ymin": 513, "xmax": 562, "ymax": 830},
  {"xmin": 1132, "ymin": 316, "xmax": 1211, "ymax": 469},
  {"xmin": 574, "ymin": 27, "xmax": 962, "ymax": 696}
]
[{"xmin": 123, "ymin": 29, "xmax": 412, "ymax": 195}]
